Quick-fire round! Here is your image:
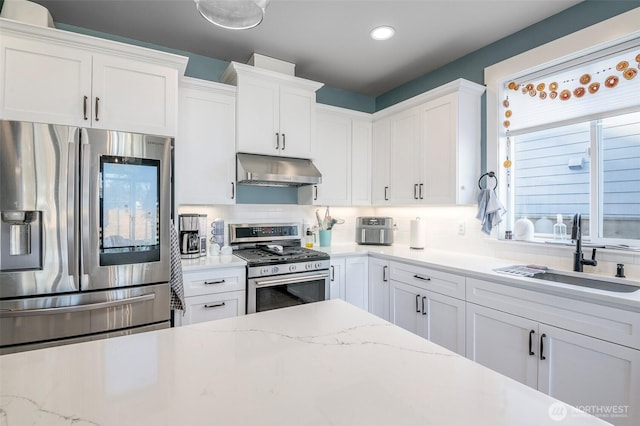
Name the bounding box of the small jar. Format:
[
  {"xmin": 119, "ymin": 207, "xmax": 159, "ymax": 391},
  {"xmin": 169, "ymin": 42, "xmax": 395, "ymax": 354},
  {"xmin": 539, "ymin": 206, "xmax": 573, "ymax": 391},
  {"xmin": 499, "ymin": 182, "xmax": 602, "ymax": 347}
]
[{"xmin": 304, "ymin": 229, "xmax": 314, "ymax": 248}]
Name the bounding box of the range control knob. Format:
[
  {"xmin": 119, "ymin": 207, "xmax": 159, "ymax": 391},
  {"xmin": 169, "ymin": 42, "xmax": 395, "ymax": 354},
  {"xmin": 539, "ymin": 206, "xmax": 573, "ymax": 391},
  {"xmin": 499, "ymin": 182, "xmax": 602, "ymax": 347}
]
[
  {"xmin": 305, "ymin": 263, "xmax": 314, "ymax": 270},
  {"xmin": 260, "ymin": 267, "xmax": 270, "ymax": 275},
  {"xmin": 289, "ymin": 265, "xmax": 297, "ymax": 272},
  {"xmin": 272, "ymin": 266, "xmax": 279, "ymax": 274},
  {"xmin": 315, "ymin": 262, "xmax": 322, "ymax": 269}
]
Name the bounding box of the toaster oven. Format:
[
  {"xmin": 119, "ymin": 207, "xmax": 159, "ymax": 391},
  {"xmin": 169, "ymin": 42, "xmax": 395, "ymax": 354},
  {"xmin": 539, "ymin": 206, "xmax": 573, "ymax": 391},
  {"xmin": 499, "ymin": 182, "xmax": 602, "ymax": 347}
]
[{"xmin": 356, "ymin": 217, "xmax": 393, "ymax": 245}]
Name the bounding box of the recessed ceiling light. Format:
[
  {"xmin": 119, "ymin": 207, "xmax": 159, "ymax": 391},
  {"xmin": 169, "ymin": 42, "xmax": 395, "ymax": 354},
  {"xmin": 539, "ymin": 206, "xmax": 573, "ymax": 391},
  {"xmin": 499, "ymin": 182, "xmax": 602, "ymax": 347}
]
[{"xmin": 370, "ymin": 26, "xmax": 395, "ymax": 41}]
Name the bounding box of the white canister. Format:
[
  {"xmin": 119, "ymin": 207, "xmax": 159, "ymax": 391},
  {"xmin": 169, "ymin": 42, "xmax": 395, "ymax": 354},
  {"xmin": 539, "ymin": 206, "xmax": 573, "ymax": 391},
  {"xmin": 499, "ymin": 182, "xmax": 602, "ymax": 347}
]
[
  {"xmin": 410, "ymin": 217, "xmax": 426, "ymax": 249},
  {"xmin": 513, "ymin": 217, "xmax": 535, "ymax": 241}
]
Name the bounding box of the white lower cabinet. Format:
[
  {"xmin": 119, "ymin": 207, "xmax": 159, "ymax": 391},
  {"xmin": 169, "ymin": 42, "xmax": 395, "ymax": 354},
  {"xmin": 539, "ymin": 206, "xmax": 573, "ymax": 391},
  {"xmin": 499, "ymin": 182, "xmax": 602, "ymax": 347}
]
[
  {"xmin": 330, "ymin": 256, "xmax": 368, "ymax": 310},
  {"xmin": 368, "ymin": 257, "xmax": 390, "ymax": 321},
  {"xmin": 176, "ymin": 266, "xmax": 246, "ymax": 326},
  {"xmin": 466, "ymin": 280, "xmax": 640, "ymax": 426},
  {"xmin": 390, "ymin": 279, "xmax": 466, "ymax": 355}
]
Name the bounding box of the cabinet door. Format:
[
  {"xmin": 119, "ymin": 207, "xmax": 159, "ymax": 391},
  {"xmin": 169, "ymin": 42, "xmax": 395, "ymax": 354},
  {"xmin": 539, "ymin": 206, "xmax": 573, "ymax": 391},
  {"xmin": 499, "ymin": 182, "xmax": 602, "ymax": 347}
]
[
  {"xmin": 177, "ymin": 83, "xmax": 236, "ymax": 205},
  {"xmin": 424, "ymin": 291, "xmax": 466, "ymax": 355},
  {"xmin": 279, "ymin": 84, "xmax": 314, "ymax": 158},
  {"xmin": 0, "ymin": 35, "xmax": 92, "ymax": 126},
  {"xmin": 345, "ymin": 256, "xmax": 368, "ymax": 310},
  {"xmin": 91, "ymin": 54, "xmax": 178, "ymax": 135},
  {"xmin": 419, "ymin": 94, "xmax": 457, "ymax": 203},
  {"xmin": 179, "ymin": 291, "xmax": 246, "ymax": 326},
  {"xmin": 236, "ymin": 75, "xmax": 279, "ymax": 155},
  {"xmin": 329, "ymin": 258, "xmax": 345, "ymax": 300},
  {"xmin": 466, "ymin": 303, "xmax": 538, "ymax": 388},
  {"xmin": 368, "ymin": 258, "xmax": 390, "ymax": 321},
  {"xmin": 314, "ymin": 112, "xmax": 351, "ymax": 205},
  {"xmin": 538, "ymin": 324, "xmax": 640, "ymax": 426},
  {"xmin": 371, "ymin": 118, "xmax": 391, "ymax": 204},
  {"xmin": 389, "ymin": 107, "xmax": 421, "ymax": 204},
  {"xmin": 351, "ymin": 119, "xmax": 372, "ymax": 205},
  {"xmin": 390, "ymin": 280, "xmax": 421, "ymax": 335}
]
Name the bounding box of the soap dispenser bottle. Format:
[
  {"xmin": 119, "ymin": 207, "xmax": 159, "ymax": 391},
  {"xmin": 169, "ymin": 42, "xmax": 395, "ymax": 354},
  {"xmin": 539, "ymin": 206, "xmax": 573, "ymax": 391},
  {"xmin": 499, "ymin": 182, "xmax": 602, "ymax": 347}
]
[{"xmin": 553, "ymin": 214, "xmax": 567, "ymax": 240}]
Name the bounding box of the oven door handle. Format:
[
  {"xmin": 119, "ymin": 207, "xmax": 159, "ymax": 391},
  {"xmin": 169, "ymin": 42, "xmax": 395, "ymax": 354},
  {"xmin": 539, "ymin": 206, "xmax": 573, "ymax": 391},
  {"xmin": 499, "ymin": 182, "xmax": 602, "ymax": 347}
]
[{"xmin": 255, "ymin": 272, "xmax": 329, "ymax": 288}]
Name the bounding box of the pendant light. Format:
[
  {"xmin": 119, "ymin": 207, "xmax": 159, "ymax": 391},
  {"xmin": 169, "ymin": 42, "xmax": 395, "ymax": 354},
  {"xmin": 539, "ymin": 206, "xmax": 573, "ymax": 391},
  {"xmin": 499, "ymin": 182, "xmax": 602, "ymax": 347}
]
[{"xmin": 195, "ymin": 0, "xmax": 270, "ymax": 30}]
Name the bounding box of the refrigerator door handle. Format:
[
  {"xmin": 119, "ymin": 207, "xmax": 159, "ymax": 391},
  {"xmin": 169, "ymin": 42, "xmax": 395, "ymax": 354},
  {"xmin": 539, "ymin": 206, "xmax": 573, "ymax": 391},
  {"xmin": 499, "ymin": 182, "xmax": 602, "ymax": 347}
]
[
  {"xmin": 80, "ymin": 137, "xmax": 91, "ymax": 283},
  {"xmin": 66, "ymin": 137, "xmax": 77, "ymax": 279},
  {"xmin": 0, "ymin": 293, "xmax": 156, "ymax": 317}
]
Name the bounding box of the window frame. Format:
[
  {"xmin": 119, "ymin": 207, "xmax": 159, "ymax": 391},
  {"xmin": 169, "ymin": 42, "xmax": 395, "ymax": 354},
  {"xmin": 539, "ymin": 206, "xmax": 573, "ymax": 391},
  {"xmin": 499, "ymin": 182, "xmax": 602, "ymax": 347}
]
[{"xmin": 484, "ymin": 9, "xmax": 640, "ymax": 243}]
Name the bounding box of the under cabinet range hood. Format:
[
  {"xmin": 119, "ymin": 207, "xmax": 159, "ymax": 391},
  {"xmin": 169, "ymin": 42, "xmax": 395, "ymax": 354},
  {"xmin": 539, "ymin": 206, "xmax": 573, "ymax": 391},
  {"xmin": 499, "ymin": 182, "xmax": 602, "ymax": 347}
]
[{"xmin": 236, "ymin": 153, "xmax": 322, "ymax": 187}]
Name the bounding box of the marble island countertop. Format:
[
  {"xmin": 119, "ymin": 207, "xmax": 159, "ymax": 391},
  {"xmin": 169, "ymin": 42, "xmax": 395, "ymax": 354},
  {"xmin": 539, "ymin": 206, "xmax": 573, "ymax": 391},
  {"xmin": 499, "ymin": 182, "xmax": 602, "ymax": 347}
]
[{"xmin": 0, "ymin": 300, "xmax": 608, "ymax": 426}]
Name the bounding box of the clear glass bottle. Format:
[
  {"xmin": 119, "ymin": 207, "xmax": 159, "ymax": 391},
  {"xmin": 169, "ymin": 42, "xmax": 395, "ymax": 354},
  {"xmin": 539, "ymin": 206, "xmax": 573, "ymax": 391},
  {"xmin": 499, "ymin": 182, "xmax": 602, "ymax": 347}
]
[
  {"xmin": 553, "ymin": 214, "xmax": 567, "ymax": 240},
  {"xmin": 304, "ymin": 229, "xmax": 314, "ymax": 248}
]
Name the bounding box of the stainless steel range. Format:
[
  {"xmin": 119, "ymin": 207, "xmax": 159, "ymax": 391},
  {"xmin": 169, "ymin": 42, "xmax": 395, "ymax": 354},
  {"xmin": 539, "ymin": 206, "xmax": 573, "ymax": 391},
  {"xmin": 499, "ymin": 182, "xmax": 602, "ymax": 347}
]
[{"xmin": 229, "ymin": 223, "xmax": 330, "ymax": 314}]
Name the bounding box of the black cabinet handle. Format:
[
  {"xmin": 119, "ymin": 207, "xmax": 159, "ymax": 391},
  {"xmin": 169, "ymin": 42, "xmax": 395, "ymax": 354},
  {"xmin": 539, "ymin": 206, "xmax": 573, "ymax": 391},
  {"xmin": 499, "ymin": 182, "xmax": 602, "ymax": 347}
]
[
  {"xmin": 414, "ymin": 183, "xmax": 419, "ymax": 199},
  {"xmin": 382, "ymin": 265, "xmax": 388, "ymax": 282},
  {"xmin": 204, "ymin": 279, "xmax": 225, "ymax": 285},
  {"xmin": 415, "ymin": 294, "xmax": 420, "ymax": 313},
  {"xmin": 231, "ymin": 182, "xmax": 235, "ymax": 199},
  {"xmin": 528, "ymin": 330, "xmax": 535, "ymax": 356},
  {"xmin": 203, "ymin": 302, "xmax": 226, "ymax": 309},
  {"xmin": 384, "ymin": 186, "xmax": 389, "ymax": 201},
  {"xmin": 83, "ymin": 96, "xmax": 88, "ymax": 120},
  {"xmin": 314, "ymin": 185, "xmax": 318, "ymax": 201},
  {"xmin": 413, "ymin": 274, "xmax": 431, "ymax": 281},
  {"xmin": 95, "ymin": 97, "xmax": 100, "ymax": 121},
  {"xmin": 419, "ymin": 183, "xmax": 424, "ymax": 199},
  {"xmin": 421, "ymin": 296, "xmax": 427, "ymax": 315},
  {"xmin": 275, "ymin": 133, "xmax": 280, "ymax": 150},
  {"xmin": 282, "ymin": 133, "xmax": 286, "ymax": 150},
  {"xmin": 330, "ymin": 265, "xmax": 335, "ymax": 282},
  {"xmin": 540, "ymin": 333, "xmax": 547, "ymax": 360}
]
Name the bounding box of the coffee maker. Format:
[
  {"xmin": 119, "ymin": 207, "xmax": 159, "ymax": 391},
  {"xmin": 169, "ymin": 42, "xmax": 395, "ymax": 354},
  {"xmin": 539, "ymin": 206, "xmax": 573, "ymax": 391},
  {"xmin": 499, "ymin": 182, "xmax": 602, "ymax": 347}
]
[{"xmin": 178, "ymin": 214, "xmax": 207, "ymax": 259}]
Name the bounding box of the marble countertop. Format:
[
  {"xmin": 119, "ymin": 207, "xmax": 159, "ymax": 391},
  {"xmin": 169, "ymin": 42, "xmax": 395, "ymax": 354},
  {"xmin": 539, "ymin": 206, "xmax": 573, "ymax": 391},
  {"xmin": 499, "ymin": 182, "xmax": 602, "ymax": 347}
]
[
  {"xmin": 181, "ymin": 254, "xmax": 246, "ymax": 271},
  {"xmin": 0, "ymin": 300, "xmax": 607, "ymax": 426},
  {"xmin": 320, "ymin": 244, "xmax": 640, "ymax": 310}
]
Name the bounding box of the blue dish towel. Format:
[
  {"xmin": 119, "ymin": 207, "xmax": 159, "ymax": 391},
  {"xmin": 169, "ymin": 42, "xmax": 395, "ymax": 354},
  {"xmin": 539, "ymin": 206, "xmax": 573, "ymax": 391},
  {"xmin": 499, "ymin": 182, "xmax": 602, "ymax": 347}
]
[
  {"xmin": 476, "ymin": 188, "xmax": 506, "ymax": 235},
  {"xmin": 169, "ymin": 222, "xmax": 185, "ymax": 312}
]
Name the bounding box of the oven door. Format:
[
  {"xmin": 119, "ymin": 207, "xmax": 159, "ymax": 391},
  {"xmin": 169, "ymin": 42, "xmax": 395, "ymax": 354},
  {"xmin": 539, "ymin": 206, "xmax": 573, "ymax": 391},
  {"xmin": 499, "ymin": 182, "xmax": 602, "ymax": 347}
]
[{"xmin": 247, "ymin": 269, "xmax": 330, "ymax": 314}]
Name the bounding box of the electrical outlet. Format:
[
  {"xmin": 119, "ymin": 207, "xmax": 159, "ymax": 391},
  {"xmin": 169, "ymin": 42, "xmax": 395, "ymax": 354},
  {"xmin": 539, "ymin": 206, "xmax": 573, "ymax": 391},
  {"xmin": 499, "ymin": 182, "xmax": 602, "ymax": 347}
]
[{"xmin": 458, "ymin": 222, "xmax": 465, "ymax": 235}]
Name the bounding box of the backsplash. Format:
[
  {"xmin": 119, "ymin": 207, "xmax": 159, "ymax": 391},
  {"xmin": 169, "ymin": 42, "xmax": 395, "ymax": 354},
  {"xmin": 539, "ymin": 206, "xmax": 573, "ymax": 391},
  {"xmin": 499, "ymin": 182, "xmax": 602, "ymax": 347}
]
[{"xmin": 177, "ymin": 204, "xmax": 639, "ymax": 280}]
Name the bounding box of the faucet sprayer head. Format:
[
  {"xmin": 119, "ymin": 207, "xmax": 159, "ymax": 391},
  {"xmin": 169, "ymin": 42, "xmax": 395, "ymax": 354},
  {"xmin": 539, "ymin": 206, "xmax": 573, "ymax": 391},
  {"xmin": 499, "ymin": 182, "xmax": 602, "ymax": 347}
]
[{"xmin": 571, "ymin": 213, "xmax": 581, "ymax": 240}]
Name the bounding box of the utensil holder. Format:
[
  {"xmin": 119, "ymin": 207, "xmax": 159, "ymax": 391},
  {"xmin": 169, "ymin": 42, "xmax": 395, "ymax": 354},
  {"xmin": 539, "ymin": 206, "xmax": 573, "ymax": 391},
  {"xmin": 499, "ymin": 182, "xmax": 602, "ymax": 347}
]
[{"xmin": 319, "ymin": 230, "xmax": 332, "ymax": 247}]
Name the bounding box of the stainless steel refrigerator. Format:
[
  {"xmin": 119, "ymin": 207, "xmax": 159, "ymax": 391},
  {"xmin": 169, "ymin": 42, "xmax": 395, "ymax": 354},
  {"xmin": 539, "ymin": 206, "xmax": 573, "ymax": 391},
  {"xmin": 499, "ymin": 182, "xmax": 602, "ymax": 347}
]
[{"xmin": 0, "ymin": 120, "xmax": 171, "ymax": 354}]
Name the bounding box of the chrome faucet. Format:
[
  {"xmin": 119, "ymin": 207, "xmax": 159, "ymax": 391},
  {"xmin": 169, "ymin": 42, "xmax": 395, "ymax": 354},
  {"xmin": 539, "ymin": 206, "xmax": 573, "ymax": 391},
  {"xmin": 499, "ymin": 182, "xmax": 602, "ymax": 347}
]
[{"xmin": 571, "ymin": 213, "xmax": 597, "ymax": 272}]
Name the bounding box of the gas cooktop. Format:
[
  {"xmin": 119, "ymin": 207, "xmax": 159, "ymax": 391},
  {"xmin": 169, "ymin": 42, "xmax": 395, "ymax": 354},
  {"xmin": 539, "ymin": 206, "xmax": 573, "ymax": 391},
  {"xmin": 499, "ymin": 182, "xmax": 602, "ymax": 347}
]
[{"xmin": 233, "ymin": 245, "xmax": 329, "ymax": 266}]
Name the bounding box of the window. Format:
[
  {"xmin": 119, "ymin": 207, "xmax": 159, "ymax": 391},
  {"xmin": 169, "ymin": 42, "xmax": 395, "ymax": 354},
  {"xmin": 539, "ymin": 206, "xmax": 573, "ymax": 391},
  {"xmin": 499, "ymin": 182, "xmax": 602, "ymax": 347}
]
[
  {"xmin": 511, "ymin": 111, "xmax": 640, "ymax": 242},
  {"xmin": 499, "ymin": 42, "xmax": 640, "ymax": 245}
]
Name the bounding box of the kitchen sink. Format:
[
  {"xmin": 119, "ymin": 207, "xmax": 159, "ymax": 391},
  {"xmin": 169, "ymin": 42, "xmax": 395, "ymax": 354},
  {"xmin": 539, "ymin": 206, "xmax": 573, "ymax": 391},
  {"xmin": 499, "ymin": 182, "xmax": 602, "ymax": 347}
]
[{"xmin": 494, "ymin": 265, "xmax": 640, "ymax": 293}]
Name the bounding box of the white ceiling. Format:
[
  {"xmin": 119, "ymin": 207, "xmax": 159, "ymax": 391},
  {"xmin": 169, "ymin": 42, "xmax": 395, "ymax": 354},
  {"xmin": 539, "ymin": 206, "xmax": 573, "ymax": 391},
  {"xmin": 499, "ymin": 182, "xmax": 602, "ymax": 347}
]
[{"xmin": 30, "ymin": 0, "xmax": 582, "ymax": 96}]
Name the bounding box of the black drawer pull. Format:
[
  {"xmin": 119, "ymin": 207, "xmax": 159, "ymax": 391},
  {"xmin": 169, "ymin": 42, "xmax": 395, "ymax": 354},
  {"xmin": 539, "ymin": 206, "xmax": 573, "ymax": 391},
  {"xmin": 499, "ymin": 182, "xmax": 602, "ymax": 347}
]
[
  {"xmin": 415, "ymin": 294, "xmax": 420, "ymax": 313},
  {"xmin": 204, "ymin": 302, "xmax": 226, "ymax": 309},
  {"xmin": 421, "ymin": 296, "xmax": 427, "ymax": 315},
  {"xmin": 413, "ymin": 274, "xmax": 431, "ymax": 281},
  {"xmin": 540, "ymin": 333, "xmax": 547, "ymax": 360},
  {"xmin": 204, "ymin": 279, "xmax": 226, "ymax": 285}
]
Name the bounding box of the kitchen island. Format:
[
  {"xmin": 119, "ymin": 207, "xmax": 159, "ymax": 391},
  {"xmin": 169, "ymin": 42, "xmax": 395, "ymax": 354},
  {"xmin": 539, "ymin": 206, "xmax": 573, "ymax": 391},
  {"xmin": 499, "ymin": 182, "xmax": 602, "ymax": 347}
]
[{"xmin": 0, "ymin": 300, "xmax": 607, "ymax": 425}]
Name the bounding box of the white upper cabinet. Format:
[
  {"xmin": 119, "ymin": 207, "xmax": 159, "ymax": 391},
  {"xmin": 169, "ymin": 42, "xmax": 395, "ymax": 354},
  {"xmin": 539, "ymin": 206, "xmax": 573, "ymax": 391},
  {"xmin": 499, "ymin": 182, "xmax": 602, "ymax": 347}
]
[
  {"xmin": 176, "ymin": 77, "xmax": 236, "ymax": 206},
  {"xmin": 372, "ymin": 79, "xmax": 484, "ymax": 205},
  {"xmin": 303, "ymin": 105, "xmax": 371, "ymax": 206},
  {"xmin": 222, "ymin": 62, "xmax": 323, "ymax": 158},
  {"xmin": 0, "ymin": 19, "xmax": 186, "ymax": 136}
]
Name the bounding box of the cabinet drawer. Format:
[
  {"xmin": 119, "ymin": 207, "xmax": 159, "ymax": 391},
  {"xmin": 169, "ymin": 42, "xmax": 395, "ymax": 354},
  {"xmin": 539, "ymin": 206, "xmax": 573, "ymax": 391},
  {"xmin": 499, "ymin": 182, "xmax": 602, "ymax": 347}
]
[
  {"xmin": 182, "ymin": 267, "xmax": 245, "ymax": 297},
  {"xmin": 467, "ymin": 278, "xmax": 640, "ymax": 350},
  {"xmin": 180, "ymin": 291, "xmax": 246, "ymax": 326},
  {"xmin": 389, "ymin": 261, "xmax": 465, "ymax": 299}
]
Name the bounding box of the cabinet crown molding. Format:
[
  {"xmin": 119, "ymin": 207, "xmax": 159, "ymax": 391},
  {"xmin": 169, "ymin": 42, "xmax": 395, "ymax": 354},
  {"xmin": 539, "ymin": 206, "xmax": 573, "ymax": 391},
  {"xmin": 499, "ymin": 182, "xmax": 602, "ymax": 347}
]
[
  {"xmin": 221, "ymin": 61, "xmax": 324, "ymax": 92},
  {"xmin": 0, "ymin": 18, "xmax": 188, "ymax": 74},
  {"xmin": 373, "ymin": 78, "xmax": 485, "ymax": 120}
]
